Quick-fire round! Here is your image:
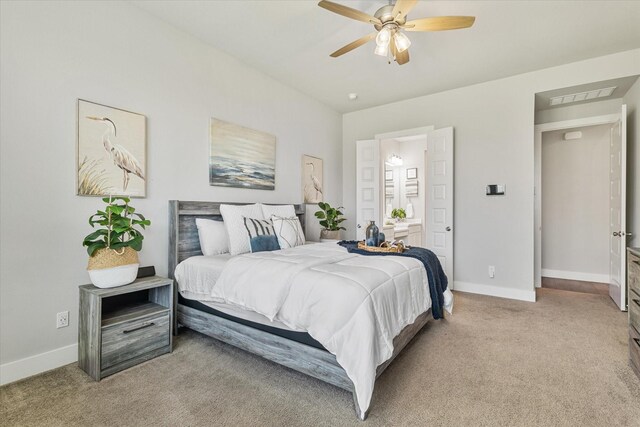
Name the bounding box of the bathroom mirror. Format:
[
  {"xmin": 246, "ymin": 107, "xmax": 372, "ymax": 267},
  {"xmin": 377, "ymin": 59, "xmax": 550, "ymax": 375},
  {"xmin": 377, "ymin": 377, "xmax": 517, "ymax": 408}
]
[{"xmin": 384, "ymin": 167, "xmax": 400, "ymax": 218}]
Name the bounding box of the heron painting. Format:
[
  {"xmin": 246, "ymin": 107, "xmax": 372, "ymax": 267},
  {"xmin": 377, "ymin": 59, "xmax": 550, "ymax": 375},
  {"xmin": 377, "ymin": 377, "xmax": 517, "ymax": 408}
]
[
  {"xmin": 302, "ymin": 155, "xmax": 323, "ymax": 203},
  {"xmin": 210, "ymin": 119, "xmax": 276, "ymax": 190},
  {"xmin": 77, "ymin": 100, "xmax": 146, "ymax": 197}
]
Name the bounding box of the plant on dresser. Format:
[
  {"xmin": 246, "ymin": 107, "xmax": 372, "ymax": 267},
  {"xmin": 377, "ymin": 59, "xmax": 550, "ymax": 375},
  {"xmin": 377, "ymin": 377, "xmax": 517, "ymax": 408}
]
[{"xmin": 83, "ymin": 196, "xmax": 151, "ymax": 288}]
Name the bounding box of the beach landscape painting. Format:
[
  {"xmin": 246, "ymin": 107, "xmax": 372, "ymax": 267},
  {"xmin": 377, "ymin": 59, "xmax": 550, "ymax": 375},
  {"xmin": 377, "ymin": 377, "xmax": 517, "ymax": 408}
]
[{"xmin": 209, "ymin": 119, "xmax": 276, "ymax": 190}]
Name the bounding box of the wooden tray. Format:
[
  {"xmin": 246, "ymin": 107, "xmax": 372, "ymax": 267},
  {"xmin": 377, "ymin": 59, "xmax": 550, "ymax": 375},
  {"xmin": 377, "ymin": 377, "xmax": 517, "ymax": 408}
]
[{"xmin": 357, "ymin": 241, "xmax": 404, "ymax": 253}]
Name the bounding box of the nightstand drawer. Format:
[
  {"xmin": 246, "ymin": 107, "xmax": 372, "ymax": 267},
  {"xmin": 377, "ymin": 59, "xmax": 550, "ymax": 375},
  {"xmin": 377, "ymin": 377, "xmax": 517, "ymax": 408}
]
[
  {"xmin": 101, "ymin": 313, "xmax": 170, "ymax": 370},
  {"xmin": 629, "ymin": 253, "xmax": 640, "ymax": 296},
  {"xmin": 630, "ymin": 288, "xmax": 640, "ymax": 335},
  {"xmin": 630, "ymin": 323, "xmax": 640, "ymax": 376}
]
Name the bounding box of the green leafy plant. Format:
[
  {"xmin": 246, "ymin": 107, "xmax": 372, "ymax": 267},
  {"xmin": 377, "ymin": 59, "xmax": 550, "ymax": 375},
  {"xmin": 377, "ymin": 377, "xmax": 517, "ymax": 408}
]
[
  {"xmin": 391, "ymin": 208, "xmax": 407, "ymax": 220},
  {"xmin": 83, "ymin": 196, "xmax": 151, "ymax": 256},
  {"xmin": 314, "ymin": 202, "xmax": 346, "ymax": 231}
]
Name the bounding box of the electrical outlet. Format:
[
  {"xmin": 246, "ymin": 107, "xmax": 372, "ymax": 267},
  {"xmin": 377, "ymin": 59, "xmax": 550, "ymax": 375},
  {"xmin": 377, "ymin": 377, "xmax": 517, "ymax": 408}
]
[
  {"xmin": 56, "ymin": 311, "xmax": 69, "ymax": 329},
  {"xmin": 488, "ymin": 266, "xmax": 495, "ymax": 278}
]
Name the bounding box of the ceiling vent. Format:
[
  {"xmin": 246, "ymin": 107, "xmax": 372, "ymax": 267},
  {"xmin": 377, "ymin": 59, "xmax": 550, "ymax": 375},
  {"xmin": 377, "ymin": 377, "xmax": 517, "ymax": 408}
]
[{"xmin": 549, "ymin": 86, "xmax": 617, "ymax": 106}]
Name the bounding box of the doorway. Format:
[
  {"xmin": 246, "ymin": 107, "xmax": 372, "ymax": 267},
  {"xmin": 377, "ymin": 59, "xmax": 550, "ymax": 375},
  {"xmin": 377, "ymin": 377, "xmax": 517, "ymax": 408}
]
[
  {"xmin": 534, "ymin": 111, "xmax": 627, "ymax": 309},
  {"xmin": 380, "ymin": 134, "xmax": 428, "ymax": 246},
  {"xmin": 355, "ymin": 126, "xmax": 455, "ymax": 283}
]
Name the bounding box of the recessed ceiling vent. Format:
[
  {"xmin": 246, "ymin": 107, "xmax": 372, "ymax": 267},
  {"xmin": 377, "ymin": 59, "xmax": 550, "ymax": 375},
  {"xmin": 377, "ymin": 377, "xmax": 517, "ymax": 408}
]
[{"xmin": 549, "ymin": 86, "xmax": 617, "ymax": 106}]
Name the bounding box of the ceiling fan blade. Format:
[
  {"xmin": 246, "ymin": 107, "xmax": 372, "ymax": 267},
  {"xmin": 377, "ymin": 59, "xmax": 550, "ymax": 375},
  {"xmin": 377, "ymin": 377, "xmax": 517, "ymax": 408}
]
[
  {"xmin": 330, "ymin": 33, "xmax": 377, "ymax": 57},
  {"xmin": 318, "ymin": 0, "xmax": 381, "ymax": 25},
  {"xmin": 396, "ymin": 48, "xmax": 410, "ymax": 65},
  {"xmin": 391, "ymin": 0, "xmax": 418, "ymax": 22},
  {"xmin": 404, "ymin": 16, "xmax": 476, "ymax": 32},
  {"xmin": 390, "ymin": 40, "xmax": 410, "ymax": 65}
]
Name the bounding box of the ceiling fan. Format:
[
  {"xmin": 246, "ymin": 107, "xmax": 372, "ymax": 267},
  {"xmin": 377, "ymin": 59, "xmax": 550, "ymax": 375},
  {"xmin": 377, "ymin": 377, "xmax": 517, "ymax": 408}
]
[{"xmin": 318, "ymin": 0, "xmax": 475, "ymax": 65}]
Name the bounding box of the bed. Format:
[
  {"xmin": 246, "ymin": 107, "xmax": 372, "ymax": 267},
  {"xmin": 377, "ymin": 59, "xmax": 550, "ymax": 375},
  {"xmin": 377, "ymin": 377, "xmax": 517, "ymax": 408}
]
[{"xmin": 168, "ymin": 200, "xmax": 448, "ymax": 420}]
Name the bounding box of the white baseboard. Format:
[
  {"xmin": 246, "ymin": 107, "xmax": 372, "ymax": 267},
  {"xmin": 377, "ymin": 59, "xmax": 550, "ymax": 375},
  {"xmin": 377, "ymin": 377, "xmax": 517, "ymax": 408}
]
[
  {"xmin": 454, "ymin": 281, "xmax": 536, "ymax": 302},
  {"xmin": 0, "ymin": 343, "xmax": 78, "ymax": 386},
  {"xmin": 541, "ymin": 269, "xmax": 609, "ymax": 284}
]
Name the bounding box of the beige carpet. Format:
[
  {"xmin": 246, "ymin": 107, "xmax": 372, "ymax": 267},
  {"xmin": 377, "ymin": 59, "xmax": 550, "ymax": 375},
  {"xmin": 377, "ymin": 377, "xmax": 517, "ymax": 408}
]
[{"xmin": 2, "ymin": 289, "xmax": 639, "ymax": 427}]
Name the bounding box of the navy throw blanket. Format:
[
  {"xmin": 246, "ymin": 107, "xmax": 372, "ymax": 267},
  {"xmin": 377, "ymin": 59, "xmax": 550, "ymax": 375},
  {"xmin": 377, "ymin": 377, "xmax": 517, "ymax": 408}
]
[{"xmin": 337, "ymin": 241, "xmax": 448, "ymax": 319}]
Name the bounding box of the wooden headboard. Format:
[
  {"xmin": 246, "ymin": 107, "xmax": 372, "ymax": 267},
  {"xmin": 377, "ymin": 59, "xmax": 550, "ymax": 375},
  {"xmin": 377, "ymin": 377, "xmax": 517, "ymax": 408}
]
[{"xmin": 168, "ymin": 200, "xmax": 306, "ymax": 280}]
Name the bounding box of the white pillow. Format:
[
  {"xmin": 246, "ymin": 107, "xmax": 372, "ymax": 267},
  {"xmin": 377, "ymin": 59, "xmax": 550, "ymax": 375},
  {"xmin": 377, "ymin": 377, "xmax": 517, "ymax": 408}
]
[
  {"xmin": 271, "ymin": 215, "xmax": 305, "ymax": 249},
  {"xmin": 195, "ymin": 218, "xmax": 229, "ymax": 256},
  {"xmin": 220, "ymin": 204, "xmax": 264, "ymax": 255},
  {"xmin": 262, "ymin": 204, "xmax": 296, "ymax": 219}
]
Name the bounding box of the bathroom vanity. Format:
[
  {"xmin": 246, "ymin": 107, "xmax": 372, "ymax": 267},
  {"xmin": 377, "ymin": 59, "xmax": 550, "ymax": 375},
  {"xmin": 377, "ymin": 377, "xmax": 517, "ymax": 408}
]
[{"xmin": 382, "ymin": 221, "xmax": 422, "ymax": 247}]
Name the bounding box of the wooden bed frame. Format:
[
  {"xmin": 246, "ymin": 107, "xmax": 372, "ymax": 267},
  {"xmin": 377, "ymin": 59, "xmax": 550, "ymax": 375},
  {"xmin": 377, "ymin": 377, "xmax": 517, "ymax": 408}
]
[{"xmin": 168, "ymin": 200, "xmax": 433, "ymax": 420}]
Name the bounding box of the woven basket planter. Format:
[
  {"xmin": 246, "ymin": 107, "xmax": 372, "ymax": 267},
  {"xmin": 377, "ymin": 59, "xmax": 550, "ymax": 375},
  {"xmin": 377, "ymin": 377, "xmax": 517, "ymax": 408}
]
[{"xmin": 87, "ymin": 247, "xmax": 139, "ymax": 288}]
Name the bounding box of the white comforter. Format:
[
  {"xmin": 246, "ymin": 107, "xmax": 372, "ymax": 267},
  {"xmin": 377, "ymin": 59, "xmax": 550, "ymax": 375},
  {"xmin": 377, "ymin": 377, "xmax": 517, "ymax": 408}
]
[{"xmin": 199, "ymin": 242, "xmax": 452, "ymax": 413}]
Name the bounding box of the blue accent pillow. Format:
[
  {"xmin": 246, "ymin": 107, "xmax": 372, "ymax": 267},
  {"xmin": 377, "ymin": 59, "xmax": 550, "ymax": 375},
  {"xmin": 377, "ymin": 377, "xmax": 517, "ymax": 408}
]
[{"xmin": 249, "ymin": 235, "xmax": 281, "ymax": 252}]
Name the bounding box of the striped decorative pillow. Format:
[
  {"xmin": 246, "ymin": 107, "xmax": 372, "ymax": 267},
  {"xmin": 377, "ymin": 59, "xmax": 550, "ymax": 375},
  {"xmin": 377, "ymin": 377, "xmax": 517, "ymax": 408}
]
[
  {"xmin": 271, "ymin": 215, "xmax": 305, "ymax": 249},
  {"xmin": 243, "ymin": 217, "xmax": 280, "ymax": 252}
]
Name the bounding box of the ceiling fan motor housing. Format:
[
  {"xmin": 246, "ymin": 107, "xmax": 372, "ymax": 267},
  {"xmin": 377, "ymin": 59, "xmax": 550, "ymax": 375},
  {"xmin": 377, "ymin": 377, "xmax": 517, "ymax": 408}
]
[{"xmin": 373, "ymin": 4, "xmax": 406, "ymax": 30}]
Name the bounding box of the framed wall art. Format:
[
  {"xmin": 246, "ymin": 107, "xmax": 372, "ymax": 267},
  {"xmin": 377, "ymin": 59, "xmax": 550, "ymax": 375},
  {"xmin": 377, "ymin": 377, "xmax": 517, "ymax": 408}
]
[
  {"xmin": 209, "ymin": 119, "xmax": 276, "ymax": 190},
  {"xmin": 77, "ymin": 99, "xmax": 146, "ymax": 197},
  {"xmin": 302, "ymin": 155, "xmax": 323, "ymax": 203}
]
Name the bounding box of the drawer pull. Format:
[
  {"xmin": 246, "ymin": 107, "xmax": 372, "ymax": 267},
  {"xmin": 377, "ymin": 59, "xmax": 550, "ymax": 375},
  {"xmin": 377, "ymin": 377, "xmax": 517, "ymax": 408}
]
[{"xmin": 122, "ymin": 322, "xmax": 155, "ymax": 334}]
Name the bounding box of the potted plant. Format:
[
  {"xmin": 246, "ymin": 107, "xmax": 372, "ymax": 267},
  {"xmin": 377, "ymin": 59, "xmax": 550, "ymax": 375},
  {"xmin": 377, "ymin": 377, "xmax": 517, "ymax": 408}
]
[
  {"xmin": 83, "ymin": 196, "xmax": 150, "ymax": 288},
  {"xmin": 314, "ymin": 202, "xmax": 346, "ymax": 240},
  {"xmin": 391, "ymin": 208, "xmax": 406, "ymax": 222}
]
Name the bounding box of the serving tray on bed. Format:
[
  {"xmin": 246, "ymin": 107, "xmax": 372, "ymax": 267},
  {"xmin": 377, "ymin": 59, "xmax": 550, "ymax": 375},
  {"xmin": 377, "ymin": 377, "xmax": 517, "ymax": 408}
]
[{"xmin": 357, "ymin": 241, "xmax": 404, "ymax": 253}]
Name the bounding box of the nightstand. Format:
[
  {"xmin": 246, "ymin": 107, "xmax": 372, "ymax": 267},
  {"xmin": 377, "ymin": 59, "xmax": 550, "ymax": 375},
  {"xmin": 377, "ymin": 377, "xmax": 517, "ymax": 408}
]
[{"xmin": 78, "ymin": 276, "xmax": 173, "ymax": 381}]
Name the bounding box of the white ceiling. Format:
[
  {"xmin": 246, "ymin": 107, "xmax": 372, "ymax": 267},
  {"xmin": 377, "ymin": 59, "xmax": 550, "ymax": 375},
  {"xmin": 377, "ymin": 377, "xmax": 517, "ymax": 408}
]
[{"xmin": 133, "ymin": 1, "xmax": 640, "ymax": 113}]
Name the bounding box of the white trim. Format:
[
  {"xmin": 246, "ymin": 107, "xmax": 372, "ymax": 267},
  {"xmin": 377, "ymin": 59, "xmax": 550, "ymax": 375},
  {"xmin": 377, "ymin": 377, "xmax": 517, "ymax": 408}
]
[
  {"xmin": 454, "ymin": 281, "xmax": 536, "ymax": 302},
  {"xmin": 533, "ymin": 112, "xmax": 621, "ymax": 289},
  {"xmin": 533, "ymin": 113, "xmax": 620, "ymax": 133},
  {"xmin": 0, "ymin": 343, "xmax": 78, "ymax": 385},
  {"xmin": 541, "ymin": 268, "xmax": 610, "ymax": 284},
  {"xmin": 374, "ymin": 125, "xmax": 435, "ymax": 141}
]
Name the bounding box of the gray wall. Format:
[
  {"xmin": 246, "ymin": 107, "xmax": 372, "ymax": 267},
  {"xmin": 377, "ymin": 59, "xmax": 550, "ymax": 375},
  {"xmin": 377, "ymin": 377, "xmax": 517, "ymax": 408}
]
[
  {"xmin": 0, "ymin": 2, "xmax": 342, "ymax": 366},
  {"xmin": 541, "ymin": 125, "xmax": 610, "ymax": 276},
  {"xmin": 624, "ymin": 78, "xmax": 640, "ymax": 248},
  {"xmin": 343, "ymin": 49, "xmax": 640, "ymax": 295}
]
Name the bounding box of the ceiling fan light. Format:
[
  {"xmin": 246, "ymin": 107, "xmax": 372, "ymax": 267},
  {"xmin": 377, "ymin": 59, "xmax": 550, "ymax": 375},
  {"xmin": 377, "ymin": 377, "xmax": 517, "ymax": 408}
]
[
  {"xmin": 375, "ymin": 27, "xmax": 392, "ymax": 47},
  {"xmin": 374, "ymin": 43, "xmax": 389, "ymax": 57},
  {"xmin": 394, "ymin": 31, "xmax": 411, "ymax": 53}
]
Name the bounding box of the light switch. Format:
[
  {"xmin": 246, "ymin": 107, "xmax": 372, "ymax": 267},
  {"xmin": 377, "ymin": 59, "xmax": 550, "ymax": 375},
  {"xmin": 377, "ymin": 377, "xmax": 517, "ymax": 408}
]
[{"xmin": 486, "ymin": 184, "xmax": 505, "ymax": 196}]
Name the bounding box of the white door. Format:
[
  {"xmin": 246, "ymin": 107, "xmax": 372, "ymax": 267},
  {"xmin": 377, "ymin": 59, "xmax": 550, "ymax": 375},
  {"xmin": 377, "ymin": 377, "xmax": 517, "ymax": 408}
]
[
  {"xmin": 609, "ymin": 105, "xmax": 628, "ymax": 310},
  {"xmin": 426, "ymin": 127, "xmax": 454, "ymax": 284},
  {"xmin": 356, "ymin": 139, "xmax": 380, "ymax": 240}
]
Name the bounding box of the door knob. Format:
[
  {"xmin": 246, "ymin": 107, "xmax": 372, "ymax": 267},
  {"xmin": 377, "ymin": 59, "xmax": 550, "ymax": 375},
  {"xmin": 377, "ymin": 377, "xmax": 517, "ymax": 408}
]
[{"xmin": 446, "ymin": 226, "xmax": 452, "ymax": 232}]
